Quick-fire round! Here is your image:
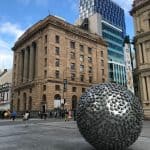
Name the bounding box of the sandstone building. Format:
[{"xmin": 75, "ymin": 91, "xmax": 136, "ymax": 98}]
[
  {"xmin": 131, "ymin": 0, "xmax": 150, "ymax": 118},
  {"xmin": 12, "ymin": 15, "xmax": 108, "ymax": 116}
]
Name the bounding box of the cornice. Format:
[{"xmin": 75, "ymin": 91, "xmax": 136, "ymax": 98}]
[
  {"xmin": 130, "ymin": 0, "xmax": 150, "ymax": 15},
  {"xmin": 12, "ymin": 15, "xmax": 107, "ymax": 50}
]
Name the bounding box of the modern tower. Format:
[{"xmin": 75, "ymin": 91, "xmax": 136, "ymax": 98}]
[{"xmin": 79, "ymin": 0, "xmax": 127, "ymax": 86}]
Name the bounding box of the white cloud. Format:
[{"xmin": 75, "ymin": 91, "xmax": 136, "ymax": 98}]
[
  {"xmin": 0, "ymin": 22, "xmax": 24, "ymax": 40},
  {"xmin": 112, "ymin": 0, "xmax": 133, "ymax": 13},
  {"xmin": 0, "ymin": 22, "xmax": 25, "ymax": 70}
]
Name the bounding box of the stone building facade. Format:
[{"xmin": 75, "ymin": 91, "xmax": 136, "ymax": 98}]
[
  {"xmin": 131, "ymin": 0, "xmax": 150, "ymax": 119},
  {"xmin": 12, "ymin": 15, "xmax": 108, "ymax": 117}
]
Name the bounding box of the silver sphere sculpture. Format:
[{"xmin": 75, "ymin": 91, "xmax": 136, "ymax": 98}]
[{"xmin": 77, "ymin": 83, "xmax": 143, "ymax": 150}]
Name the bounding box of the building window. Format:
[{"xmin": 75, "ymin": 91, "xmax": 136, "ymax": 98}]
[
  {"xmin": 17, "ymin": 99, "xmax": 20, "ymax": 111},
  {"xmin": 55, "ymin": 35, "xmax": 60, "ymax": 43},
  {"xmin": 18, "ymin": 90, "xmax": 20, "ymax": 96},
  {"xmin": 101, "ymin": 60, "xmax": 104, "ymax": 66},
  {"xmin": 72, "ymin": 87, "xmax": 77, "ymax": 92},
  {"xmin": 102, "ymin": 69, "xmax": 104, "ymax": 76},
  {"xmin": 55, "ymin": 47, "xmax": 60, "ymax": 55},
  {"xmin": 80, "ymin": 55, "xmax": 84, "ymax": 62},
  {"xmin": 29, "ymin": 88, "xmax": 32, "ymax": 93},
  {"xmin": 101, "ymin": 51, "xmax": 103, "ymax": 57},
  {"xmin": 149, "ymin": 19, "xmax": 150, "ymax": 29},
  {"xmin": 55, "ymin": 70, "xmax": 60, "ymax": 78},
  {"xmin": 43, "ymin": 85, "xmax": 46, "ymax": 91},
  {"xmin": 44, "ymin": 70, "xmax": 47, "ymax": 78},
  {"xmin": 80, "ymin": 45, "xmax": 84, "ymax": 52},
  {"xmin": 89, "ymin": 76, "xmax": 92, "ymax": 83},
  {"xmin": 82, "ymin": 88, "xmax": 85, "ymax": 93},
  {"xmin": 80, "ymin": 65, "xmax": 84, "ymax": 72},
  {"xmin": 71, "ymin": 63, "xmax": 75, "ymax": 70},
  {"xmin": 44, "ymin": 35, "xmax": 47, "ymax": 43},
  {"xmin": 89, "ymin": 66, "xmax": 92, "ymax": 73},
  {"xmin": 102, "ymin": 78, "xmax": 105, "ymax": 83},
  {"xmin": 44, "ymin": 58, "xmax": 47, "ymax": 67},
  {"xmin": 70, "ymin": 41, "xmax": 75, "ymax": 49},
  {"xmin": 80, "ymin": 75, "xmax": 84, "ymax": 82},
  {"xmin": 70, "ymin": 52, "xmax": 75, "ymax": 59},
  {"xmin": 55, "ymin": 59, "xmax": 60, "ymax": 67},
  {"xmin": 88, "ymin": 47, "xmax": 92, "ymax": 54},
  {"xmin": 55, "ymin": 85, "xmax": 60, "ymax": 91},
  {"xmin": 45, "ymin": 46, "xmax": 47, "ymax": 55},
  {"xmin": 71, "ymin": 73, "xmax": 75, "ymax": 81},
  {"xmin": 88, "ymin": 57, "xmax": 92, "ymax": 63}
]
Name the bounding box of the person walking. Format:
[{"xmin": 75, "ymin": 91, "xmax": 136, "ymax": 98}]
[
  {"xmin": 11, "ymin": 111, "xmax": 17, "ymax": 121},
  {"xmin": 23, "ymin": 111, "xmax": 30, "ymax": 127}
]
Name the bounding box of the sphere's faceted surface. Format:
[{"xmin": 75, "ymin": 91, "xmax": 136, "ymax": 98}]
[{"xmin": 77, "ymin": 83, "xmax": 143, "ymax": 150}]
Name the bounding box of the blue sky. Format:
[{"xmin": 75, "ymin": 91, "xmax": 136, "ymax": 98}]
[{"xmin": 0, "ymin": 0, "xmax": 134, "ymax": 70}]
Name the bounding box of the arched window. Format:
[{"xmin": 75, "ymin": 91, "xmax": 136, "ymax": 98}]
[
  {"xmin": 28, "ymin": 97, "xmax": 32, "ymax": 111},
  {"xmin": 17, "ymin": 99, "xmax": 20, "ymax": 111},
  {"xmin": 23, "ymin": 93, "xmax": 27, "ymax": 111},
  {"xmin": 72, "ymin": 95, "xmax": 77, "ymax": 110},
  {"xmin": 54, "ymin": 94, "xmax": 61, "ymax": 108}
]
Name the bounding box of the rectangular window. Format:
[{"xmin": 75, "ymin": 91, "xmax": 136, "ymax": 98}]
[
  {"xmin": 43, "ymin": 85, "xmax": 46, "ymax": 91},
  {"xmin": 80, "ymin": 75, "xmax": 84, "ymax": 82},
  {"xmin": 55, "ymin": 35, "xmax": 60, "ymax": 43},
  {"xmin": 71, "ymin": 73, "xmax": 75, "ymax": 81},
  {"xmin": 89, "ymin": 76, "xmax": 92, "ymax": 83},
  {"xmin": 55, "ymin": 85, "xmax": 60, "ymax": 91},
  {"xmin": 71, "ymin": 63, "xmax": 75, "ymax": 70},
  {"xmin": 88, "ymin": 47, "xmax": 92, "ymax": 54},
  {"xmin": 55, "ymin": 70, "xmax": 60, "ymax": 78},
  {"xmin": 55, "ymin": 47, "xmax": 60, "ymax": 55},
  {"xmin": 149, "ymin": 19, "xmax": 150, "ymax": 29},
  {"xmin": 80, "ymin": 55, "xmax": 84, "ymax": 62},
  {"xmin": 72, "ymin": 87, "xmax": 77, "ymax": 92},
  {"xmin": 70, "ymin": 41, "xmax": 75, "ymax": 49},
  {"xmin": 101, "ymin": 60, "xmax": 104, "ymax": 66},
  {"xmin": 102, "ymin": 69, "xmax": 104, "ymax": 76},
  {"xmin": 45, "ymin": 46, "xmax": 47, "ymax": 55},
  {"xmin": 70, "ymin": 52, "xmax": 75, "ymax": 59},
  {"xmin": 102, "ymin": 78, "xmax": 105, "ymax": 83},
  {"xmin": 45, "ymin": 35, "xmax": 47, "ymax": 43},
  {"xmin": 88, "ymin": 57, "xmax": 92, "ymax": 63},
  {"xmin": 80, "ymin": 65, "xmax": 84, "ymax": 72},
  {"xmin": 44, "ymin": 58, "xmax": 47, "ymax": 67},
  {"xmin": 89, "ymin": 66, "xmax": 92, "ymax": 73},
  {"xmin": 80, "ymin": 45, "xmax": 84, "ymax": 52},
  {"xmin": 82, "ymin": 88, "xmax": 85, "ymax": 93},
  {"xmin": 101, "ymin": 51, "xmax": 103, "ymax": 57},
  {"xmin": 55, "ymin": 59, "xmax": 60, "ymax": 67},
  {"xmin": 44, "ymin": 70, "xmax": 47, "ymax": 78}
]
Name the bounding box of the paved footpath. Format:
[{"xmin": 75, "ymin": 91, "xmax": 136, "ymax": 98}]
[{"xmin": 0, "ymin": 119, "xmax": 149, "ymax": 150}]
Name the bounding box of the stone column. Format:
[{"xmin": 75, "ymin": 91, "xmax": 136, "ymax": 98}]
[
  {"xmin": 142, "ymin": 42, "xmax": 147, "ymax": 63},
  {"xmin": 29, "ymin": 43, "xmax": 34, "ymax": 81},
  {"xmin": 138, "ymin": 44, "xmax": 143, "ymax": 64},
  {"xmin": 146, "ymin": 76, "xmax": 150, "ymax": 101},
  {"xmin": 23, "ymin": 48, "xmax": 29, "ymax": 82},
  {"xmin": 142, "ymin": 77, "xmax": 147, "ymax": 101}
]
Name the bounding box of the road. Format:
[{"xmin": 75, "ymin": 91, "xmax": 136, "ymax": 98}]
[{"xmin": 0, "ymin": 119, "xmax": 149, "ymax": 150}]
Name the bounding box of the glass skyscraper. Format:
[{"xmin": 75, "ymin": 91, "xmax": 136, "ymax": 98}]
[{"xmin": 79, "ymin": 0, "xmax": 126, "ymax": 85}]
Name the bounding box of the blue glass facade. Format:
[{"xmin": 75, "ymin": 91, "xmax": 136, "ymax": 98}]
[{"xmin": 79, "ymin": 0, "xmax": 126, "ymax": 85}]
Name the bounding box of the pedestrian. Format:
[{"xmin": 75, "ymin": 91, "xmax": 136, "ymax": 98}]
[
  {"xmin": 65, "ymin": 109, "xmax": 69, "ymax": 121},
  {"xmin": 23, "ymin": 111, "xmax": 30, "ymax": 126},
  {"xmin": 11, "ymin": 111, "xmax": 17, "ymax": 121}
]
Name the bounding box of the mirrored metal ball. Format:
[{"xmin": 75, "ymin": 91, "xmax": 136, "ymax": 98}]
[{"xmin": 77, "ymin": 83, "xmax": 143, "ymax": 150}]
